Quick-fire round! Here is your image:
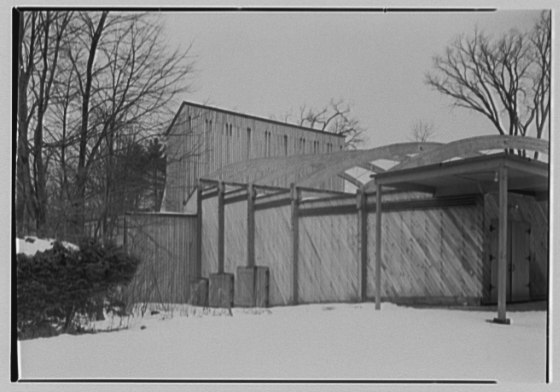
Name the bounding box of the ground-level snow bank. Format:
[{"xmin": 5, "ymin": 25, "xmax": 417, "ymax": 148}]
[
  {"xmin": 16, "ymin": 236, "xmax": 79, "ymax": 256},
  {"xmin": 18, "ymin": 303, "xmax": 547, "ymax": 382}
]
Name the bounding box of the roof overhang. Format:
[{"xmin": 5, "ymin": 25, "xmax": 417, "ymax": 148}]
[{"xmin": 372, "ymin": 153, "xmax": 549, "ymax": 198}]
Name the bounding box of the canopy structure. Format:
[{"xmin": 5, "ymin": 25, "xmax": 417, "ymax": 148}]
[
  {"xmin": 205, "ymin": 135, "xmax": 549, "ymax": 193},
  {"xmin": 202, "ymin": 135, "xmax": 549, "ymax": 323}
]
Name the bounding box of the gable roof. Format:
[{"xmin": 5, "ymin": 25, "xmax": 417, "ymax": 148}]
[{"xmin": 165, "ymin": 100, "xmax": 346, "ymax": 139}]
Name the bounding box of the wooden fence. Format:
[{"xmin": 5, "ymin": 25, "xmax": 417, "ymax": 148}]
[
  {"xmin": 125, "ymin": 212, "xmax": 198, "ymax": 304},
  {"xmin": 198, "ymin": 180, "xmax": 539, "ymax": 306},
  {"xmin": 122, "ymin": 180, "xmax": 548, "ymax": 307}
]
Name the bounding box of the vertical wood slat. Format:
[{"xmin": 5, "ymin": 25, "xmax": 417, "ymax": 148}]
[{"xmin": 125, "ymin": 213, "xmax": 197, "ymax": 303}]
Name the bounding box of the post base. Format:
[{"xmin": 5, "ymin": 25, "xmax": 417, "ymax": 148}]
[{"xmin": 492, "ymin": 317, "xmax": 511, "ymax": 325}]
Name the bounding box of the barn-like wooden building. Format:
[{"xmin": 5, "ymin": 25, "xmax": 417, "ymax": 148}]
[
  {"xmin": 125, "ymin": 102, "xmax": 549, "ymax": 324},
  {"xmin": 162, "ymin": 101, "xmax": 346, "ymax": 212}
]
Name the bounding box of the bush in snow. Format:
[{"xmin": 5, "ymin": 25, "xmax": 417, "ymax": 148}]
[{"xmin": 17, "ymin": 239, "xmax": 141, "ymax": 339}]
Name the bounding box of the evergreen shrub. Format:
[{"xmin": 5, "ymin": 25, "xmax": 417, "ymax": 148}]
[{"xmin": 16, "ymin": 239, "xmax": 140, "ymax": 339}]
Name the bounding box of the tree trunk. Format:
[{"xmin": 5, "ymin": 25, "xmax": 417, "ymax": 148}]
[
  {"xmin": 16, "ymin": 10, "xmax": 35, "ymax": 236},
  {"xmin": 74, "ymin": 11, "xmax": 108, "ymax": 240}
]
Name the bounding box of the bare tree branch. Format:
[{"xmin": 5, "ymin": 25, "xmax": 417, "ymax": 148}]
[{"xmin": 426, "ymin": 11, "xmax": 550, "ymax": 152}]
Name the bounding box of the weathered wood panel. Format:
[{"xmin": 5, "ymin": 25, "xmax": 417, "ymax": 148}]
[
  {"xmin": 201, "ymin": 196, "xmax": 219, "ymax": 277},
  {"xmin": 483, "ymin": 193, "xmax": 548, "ymax": 301},
  {"xmin": 255, "ymin": 205, "xmax": 293, "ymax": 306},
  {"xmin": 163, "ymin": 102, "xmax": 345, "ymax": 211},
  {"xmin": 125, "ymin": 213, "xmax": 197, "ymax": 304},
  {"xmin": 224, "ymin": 200, "xmax": 248, "ymax": 275},
  {"xmin": 367, "ymin": 204, "xmax": 484, "ymax": 302},
  {"xmin": 299, "ymin": 209, "xmax": 359, "ymax": 303}
]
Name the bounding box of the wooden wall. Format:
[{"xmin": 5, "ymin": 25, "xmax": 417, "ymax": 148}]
[
  {"xmin": 224, "ymin": 199, "xmax": 248, "ymax": 275},
  {"xmin": 299, "ymin": 200, "xmax": 359, "ymax": 303},
  {"xmin": 125, "ymin": 213, "xmax": 197, "ymax": 304},
  {"xmin": 201, "ymin": 196, "xmax": 219, "ymax": 277},
  {"xmin": 255, "ymin": 204, "xmax": 293, "ymax": 306},
  {"xmin": 198, "ymin": 187, "xmax": 548, "ymax": 307},
  {"xmin": 201, "ymin": 192, "xmax": 294, "ymax": 306},
  {"xmin": 163, "ymin": 102, "xmax": 346, "ymax": 212},
  {"xmin": 483, "ymin": 193, "xmax": 549, "ymax": 300},
  {"xmin": 366, "ymin": 205, "xmax": 484, "ymax": 303}
]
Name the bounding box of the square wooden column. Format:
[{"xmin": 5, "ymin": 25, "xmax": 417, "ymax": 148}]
[
  {"xmin": 217, "ymin": 181, "xmax": 225, "ymax": 274},
  {"xmin": 375, "ymin": 183, "xmax": 382, "ymax": 310},
  {"xmin": 494, "ymin": 166, "xmax": 510, "ymax": 324},
  {"xmin": 247, "ymin": 183, "xmax": 256, "ymax": 268},
  {"xmin": 357, "ymin": 188, "xmax": 368, "ymax": 301},
  {"xmin": 290, "ymin": 183, "xmax": 300, "ymax": 305},
  {"xmin": 195, "ymin": 180, "xmax": 203, "ymax": 278}
]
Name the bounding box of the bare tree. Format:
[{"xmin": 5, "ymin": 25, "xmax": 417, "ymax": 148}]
[
  {"xmin": 16, "ymin": 11, "xmax": 38, "ymax": 235},
  {"xmin": 16, "ymin": 11, "xmax": 73, "ymax": 236},
  {"xmin": 410, "ymin": 120, "xmax": 436, "ymax": 143},
  {"xmin": 426, "ymin": 11, "xmax": 550, "ymax": 154},
  {"xmin": 280, "ymin": 99, "xmax": 365, "ymax": 149},
  {"xmin": 16, "ymin": 10, "xmax": 195, "ymax": 240}
]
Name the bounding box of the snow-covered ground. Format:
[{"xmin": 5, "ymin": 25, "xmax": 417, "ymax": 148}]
[
  {"xmin": 16, "ymin": 236, "xmax": 78, "ymax": 256},
  {"xmin": 18, "ymin": 302, "xmax": 547, "ymax": 383}
]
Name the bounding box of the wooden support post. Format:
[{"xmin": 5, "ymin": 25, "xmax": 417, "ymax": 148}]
[
  {"xmin": 195, "ymin": 181, "xmax": 203, "ymax": 278},
  {"xmin": 358, "ymin": 188, "xmax": 368, "ymax": 301},
  {"xmin": 375, "ymin": 183, "xmax": 382, "ymax": 310},
  {"xmin": 247, "ymin": 183, "xmax": 256, "ymax": 268},
  {"xmin": 494, "ymin": 166, "xmax": 510, "ymax": 324},
  {"xmin": 291, "ymin": 183, "xmax": 300, "ymax": 305},
  {"xmin": 217, "ymin": 181, "xmax": 225, "ymax": 274}
]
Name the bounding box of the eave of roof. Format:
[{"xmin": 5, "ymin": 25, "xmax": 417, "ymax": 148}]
[
  {"xmin": 164, "ymin": 101, "xmax": 347, "ymax": 139},
  {"xmin": 373, "ymin": 153, "xmax": 549, "ymax": 195}
]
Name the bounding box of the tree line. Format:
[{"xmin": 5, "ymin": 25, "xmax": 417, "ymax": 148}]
[
  {"xmin": 16, "ymin": 11, "xmax": 193, "ymax": 242},
  {"xmin": 15, "ymin": 10, "xmax": 551, "ymax": 242}
]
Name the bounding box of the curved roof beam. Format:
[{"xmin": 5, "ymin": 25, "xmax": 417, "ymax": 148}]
[
  {"xmin": 294, "ymin": 142, "xmax": 442, "ymax": 188},
  {"xmin": 390, "ymin": 135, "xmax": 549, "ymax": 172},
  {"xmin": 357, "ymin": 162, "xmax": 386, "ymax": 173},
  {"xmin": 337, "ymin": 172, "xmax": 363, "ymax": 188}
]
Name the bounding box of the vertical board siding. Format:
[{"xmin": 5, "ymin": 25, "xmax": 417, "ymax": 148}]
[
  {"xmin": 367, "ymin": 205, "xmax": 484, "ymax": 301},
  {"xmin": 126, "ymin": 214, "xmax": 197, "ymax": 304},
  {"xmin": 255, "ymin": 205, "xmax": 293, "ymax": 306},
  {"xmin": 299, "ymin": 212, "xmax": 359, "ymax": 303},
  {"xmin": 163, "ymin": 103, "xmax": 345, "ymax": 212},
  {"xmin": 483, "ymin": 193, "xmax": 549, "ymax": 300}
]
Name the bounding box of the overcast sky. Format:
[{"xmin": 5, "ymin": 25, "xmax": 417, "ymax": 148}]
[{"xmin": 158, "ymin": 8, "xmax": 544, "ymax": 149}]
